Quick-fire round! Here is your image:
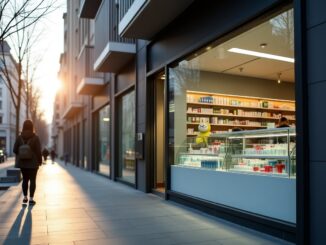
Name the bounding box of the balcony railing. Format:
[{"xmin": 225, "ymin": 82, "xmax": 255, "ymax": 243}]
[
  {"xmin": 77, "ymin": 45, "xmax": 104, "ymax": 95},
  {"xmin": 118, "ymin": 0, "xmax": 194, "ymax": 39},
  {"xmin": 78, "ymin": 45, "xmax": 103, "ymax": 80},
  {"xmin": 63, "ymin": 102, "xmax": 83, "ymax": 119},
  {"xmin": 94, "ymin": 0, "xmax": 135, "ymax": 72},
  {"xmin": 118, "ymin": 0, "xmax": 135, "ymax": 22},
  {"xmin": 79, "ymin": 0, "xmax": 102, "ymax": 19}
]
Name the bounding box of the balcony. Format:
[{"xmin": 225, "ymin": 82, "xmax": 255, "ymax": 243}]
[
  {"xmin": 79, "ymin": 0, "xmax": 102, "ymax": 19},
  {"xmin": 76, "ymin": 45, "xmax": 104, "ymax": 95},
  {"xmin": 57, "ymin": 119, "xmax": 64, "ymax": 129},
  {"xmin": 62, "ymin": 102, "xmax": 83, "ymax": 119},
  {"xmin": 59, "ymin": 52, "xmax": 66, "ymax": 65},
  {"xmin": 94, "ymin": 42, "xmax": 135, "ymax": 73},
  {"xmin": 118, "ymin": 0, "xmax": 194, "ymax": 39},
  {"xmin": 94, "ymin": 0, "xmax": 135, "ymax": 73}
]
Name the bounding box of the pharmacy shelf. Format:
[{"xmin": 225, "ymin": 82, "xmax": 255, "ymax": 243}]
[
  {"xmin": 187, "ymin": 101, "xmax": 295, "ymax": 113},
  {"xmin": 232, "ymin": 155, "xmax": 289, "ymax": 160},
  {"xmin": 186, "ymin": 112, "xmax": 295, "ymax": 121},
  {"xmin": 179, "ymin": 153, "xmax": 224, "ymax": 157},
  {"xmin": 187, "ymin": 122, "xmax": 265, "ymax": 128},
  {"xmin": 186, "ymin": 92, "xmax": 296, "ymax": 138}
]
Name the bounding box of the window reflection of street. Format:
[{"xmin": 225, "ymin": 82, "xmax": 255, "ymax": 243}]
[
  {"xmin": 119, "ymin": 90, "xmax": 136, "ymax": 184},
  {"xmin": 98, "ymin": 105, "xmax": 110, "ymax": 176}
]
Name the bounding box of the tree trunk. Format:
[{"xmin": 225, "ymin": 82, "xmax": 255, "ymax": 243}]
[
  {"xmin": 15, "ymin": 104, "xmax": 20, "ymax": 138},
  {"xmin": 26, "ymin": 86, "xmax": 29, "ymax": 119},
  {"xmin": 16, "ymin": 65, "xmax": 22, "ymax": 138}
]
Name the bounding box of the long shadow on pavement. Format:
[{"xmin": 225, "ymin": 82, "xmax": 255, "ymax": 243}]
[{"xmin": 2, "ymin": 206, "xmax": 33, "ymax": 245}]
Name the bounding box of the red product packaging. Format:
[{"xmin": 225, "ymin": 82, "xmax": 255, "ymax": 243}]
[
  {"xmin": 275, "ymin": 163, "xmax": 286, "ymax": 173},
  {"xmin": 264, "ymin": 165, "xmax": 273, "ymax": 172}
]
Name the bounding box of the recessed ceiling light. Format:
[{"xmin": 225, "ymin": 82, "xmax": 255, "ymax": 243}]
[
  {"xmin": 206, "ymin": 46, "xmax": 212, "ymax": 51},
  {"xmin": 260, "ymin": 43, "xmax": 267, "ymax": 48},
  {"xmin": 103, "ymin": 118, "xmax": 110, "ymax": 122},
  {"xmin": 228, "ymin": 48, "xmax": 294, "ymax": 63},
  {"xmin": 277, "ymin": 73, "xmax": 282, "ymax": 84}
]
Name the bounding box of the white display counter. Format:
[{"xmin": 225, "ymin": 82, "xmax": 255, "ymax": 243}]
[{"xmin": 171, "ymin": 165, "xmax": 296, "ymax": 223}]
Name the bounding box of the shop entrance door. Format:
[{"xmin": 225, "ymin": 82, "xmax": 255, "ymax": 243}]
[{"xmin": 153, "ymin": 74, "xmax": 166, "ymax": 194}]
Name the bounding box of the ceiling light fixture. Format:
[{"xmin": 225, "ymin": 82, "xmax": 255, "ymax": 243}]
[
  {"xmin": 260, "ymin": 43, "xmax": 267, "ymax": 48},
  {"xmin": 103, "ymin": 118, "xmax": 110, "ymax": 122},
  {"xmin": 206, "ymin": 46, "xmax": 212, "ymax": 51},
  {"xmin": 277, "ymin": 73, "xmax": 282, "ymax": 84},
  {"xmin": 228, "ymin": 48, "xmax": 294, "ymax": 63}
]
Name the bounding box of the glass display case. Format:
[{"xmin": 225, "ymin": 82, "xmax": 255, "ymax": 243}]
[{"xmin": 177, "ymin": 128, "xmax": 296, "ymax": 178}]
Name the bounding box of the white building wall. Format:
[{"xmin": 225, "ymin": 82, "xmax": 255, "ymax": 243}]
[{"xmin": 0, "ymin": 46, "xmax": 26, "ymax": 156}]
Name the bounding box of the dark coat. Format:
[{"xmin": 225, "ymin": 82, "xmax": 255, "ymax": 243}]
[{"xmin": 13, "ymin": 130, "xmax": 42, "ymax": 168}]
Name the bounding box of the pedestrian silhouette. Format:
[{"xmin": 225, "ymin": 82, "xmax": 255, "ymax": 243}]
[
  {"xmin": 42, "ymin": 148, "xmax": 49, "ymax": 163},
  {"xmin": 50, "ymin": 149, "xmax": 56, "ymax": 164},
  {"xmin": 64, "ymin": 152, "xmax": 69, "ymax": 166},
  {"xmin": 13, "ymin": 119, "xmax": 42, "ymax": 206}
]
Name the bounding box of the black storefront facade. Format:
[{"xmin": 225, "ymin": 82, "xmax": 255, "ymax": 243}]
[
  {"xmin": 143, "ymin": 0, "xmax": 298, "ymax": 242},
  {"xmin": 80, "ymin": 0, "xmax": 326, "ymax": 244}
]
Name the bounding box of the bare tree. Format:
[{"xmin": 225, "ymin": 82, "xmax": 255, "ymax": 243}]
[
  {"xmin": 34, "ymin": 112, "xmax": 49, "ymax": 147},
  {"xmin": 0, "ymin": 0, "xmax": 56, "ymax": 41},
  {"xmin": 24, "ymin": 46, "xmax": 44, "ymax": 119},
  {"xmin": 0, "ymin": 0, "xmax": 58, "ymax": 137},
  {"xmin": 29, "ymin": 84, "xmax": 49, "ymax": 146},
  {"xmin": 0, "ymin": 22, "xmax": 34, "ymax": 137},
  {"xmin": 29, "ymin": 82, "xmax": 42, "ymax": 123}
]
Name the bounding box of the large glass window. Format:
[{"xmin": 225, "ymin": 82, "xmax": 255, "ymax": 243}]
[
  {"xmin": 118, "ymin": 90, "xmax": 136, "ymax": 184},
  {"xmin": 98, "ymin": 105, "xmax": 110, "ymax": 175},
  {"xmin": 168, "ymin": 9, "xmax": 296, "ymax": 223}
]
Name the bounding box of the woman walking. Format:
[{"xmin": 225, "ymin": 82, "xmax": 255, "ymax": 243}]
[{"xmin": 13, "ymin": 119, "xmax": 42, "ymax": 206}]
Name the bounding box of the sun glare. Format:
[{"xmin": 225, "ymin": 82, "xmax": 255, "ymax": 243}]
[
  {"xmin": 54, "ymin": 78, "xmax": 62, "ymax": 92},
  {"xmin": 34, "ymin": 78, "xmax": 62, "ymax": 123}
]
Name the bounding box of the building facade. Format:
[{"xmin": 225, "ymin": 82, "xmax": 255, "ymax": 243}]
[
  {"xmin": 52, "ymin": 1, "xmax": 326, "ymax": 244},
  {"xmin": 0, "ymin": 41, "xmax": 26, "ymax": 156}
]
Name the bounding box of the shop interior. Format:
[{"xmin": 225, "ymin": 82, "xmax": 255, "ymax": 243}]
[
  {"xmin": 152, "ymin": 72, "xmax": 166, "ymax": 193},
  {"xmin": 167, "ymin": 9, "xmax": 296, "ymax": 223},
  {"xmin": 170, "ymin": 8, "xmax": 296, "ymax": 178}
]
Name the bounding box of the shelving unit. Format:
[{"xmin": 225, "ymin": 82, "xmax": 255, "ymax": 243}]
[
  {"xmin": 187, "ymin": 101, "xmax": 296, "ymax": 112},
  {"xmin": 232, "ymin": 155, "xmax": 289, "ymax": 160},
  {"xmin": 186, "ymin": 91, "xmax": 295, "ymax": 136},
  {"xmin": 187, "ymin": 122, "xmax": 265, "ymax": 128},
  {"xmin": 187, "ymin": 112, "xmax": 296, "ymax": 121}
]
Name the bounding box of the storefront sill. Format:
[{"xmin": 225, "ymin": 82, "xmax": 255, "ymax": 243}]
[
  {"xmin": 116, "ymin": 178, "xmax": 136, "ymax": 189},
  {"xmin": 151, "ymin": 189, "xmax": 165, "ymax": 199},
  {"xmin": 167, "ymin": 190, "xmax": 296, "ymax": 243},
  {"xmin": 93, "ymin": 171, "xmax": 111, "ymax": 180}
]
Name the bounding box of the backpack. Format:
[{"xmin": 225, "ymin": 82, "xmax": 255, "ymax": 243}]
[{"xmin": 18, "ymin": 136, "xmax": 33, "ymax": 160}]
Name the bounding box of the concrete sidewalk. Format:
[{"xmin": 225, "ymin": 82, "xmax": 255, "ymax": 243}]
[{"xmin": 0, "ymin": 161, "xmax": 293, "ymax": 245}]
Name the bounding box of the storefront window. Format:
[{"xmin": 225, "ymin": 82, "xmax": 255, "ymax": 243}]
[
  {"xmin": 168, "ymin": 9, "xmax": 296, "ymax": 223},
  {"xmin": 98, "ymin": 105, "xmax": 110, "ymax": 175},
  {"xmin": 118, "ymin": 90, "xmax": 136, "ymax": 184}
]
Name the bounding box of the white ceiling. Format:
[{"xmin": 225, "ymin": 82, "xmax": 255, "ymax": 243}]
[{"xmin": 185, "ymin": 10, "xmax": 295, "ymax": 83}]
